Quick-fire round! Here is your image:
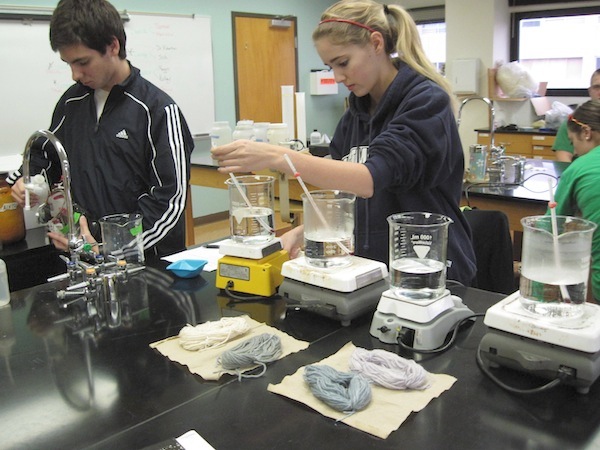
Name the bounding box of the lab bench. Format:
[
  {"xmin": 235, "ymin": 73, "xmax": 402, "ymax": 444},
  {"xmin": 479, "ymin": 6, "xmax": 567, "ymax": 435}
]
[
  {"xmin": 1, "ymin": 261, "xmax": 600, "ymax": 450},
  {"xmin": 476, "ymin": 128, "xmax": 557, "ymax": 160},
  {"xmin": 462, "ymin": 158, "xmax": 569, "ymax": 260}
]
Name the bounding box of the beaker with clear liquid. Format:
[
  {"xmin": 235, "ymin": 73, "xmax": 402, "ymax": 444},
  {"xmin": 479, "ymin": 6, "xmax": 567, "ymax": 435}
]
[
  {"xmin": 388, "ymin": 212, "xmax": 452, "ymax": 300},
  {"xmin": 302, "ymin": 190, "xmax": 355, "ymax": 268},
  {"xmin": 99, "ymin": 213, "xmax": 145, "ymax": 268},
  {"xmin": 225, "ymin": 175, "xmax": 275, "ymax": 245},
  {"xmin": 519, "ymin": 215, "xmax": 597, "ymax": 319}
]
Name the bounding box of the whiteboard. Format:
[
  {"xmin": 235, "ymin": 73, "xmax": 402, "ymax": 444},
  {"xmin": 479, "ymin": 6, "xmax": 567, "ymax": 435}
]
[{"xmin": 0, "ymin": 13, "xmax": 214, "ymax": 160}]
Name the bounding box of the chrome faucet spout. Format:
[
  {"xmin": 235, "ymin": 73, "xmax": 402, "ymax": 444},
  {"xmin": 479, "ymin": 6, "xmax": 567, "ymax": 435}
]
[
  {"xmin": 22, "ymin": 130, "xmax": 80, "ymax": 255},
  {"xmin": 457, "ymin": 96, "xmax": 496, "ymax": 151}
]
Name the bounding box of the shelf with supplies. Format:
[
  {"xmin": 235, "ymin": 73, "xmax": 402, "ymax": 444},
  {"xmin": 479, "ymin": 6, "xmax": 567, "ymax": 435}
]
[
  {"xmin": 487, "ymin": 68, "xmax": 547, "ymax": 102},
  {"xmin": 476, "ymin": 131, "xmax": 556, "ymax": 160}
]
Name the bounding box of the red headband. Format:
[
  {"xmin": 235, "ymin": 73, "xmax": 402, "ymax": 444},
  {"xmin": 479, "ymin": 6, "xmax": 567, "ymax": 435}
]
[{"xmin": 318, "ymin": 18, "xmax": 376, "ymax": 33}]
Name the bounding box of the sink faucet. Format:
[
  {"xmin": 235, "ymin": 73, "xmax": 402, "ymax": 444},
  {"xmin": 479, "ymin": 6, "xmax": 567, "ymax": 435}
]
[
  {"xmin": 457, "ymin": 96, "xmax": 497, "ymax": 151},
  {"xmin": 22, "ymin": 130, "xmax": 81, "ymax": 257}
]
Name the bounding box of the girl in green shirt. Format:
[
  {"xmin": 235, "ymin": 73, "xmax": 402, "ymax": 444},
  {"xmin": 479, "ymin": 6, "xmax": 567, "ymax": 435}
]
[{"xmin": 553, "ymin": 99, "xmax": 600, "ymax": 301}]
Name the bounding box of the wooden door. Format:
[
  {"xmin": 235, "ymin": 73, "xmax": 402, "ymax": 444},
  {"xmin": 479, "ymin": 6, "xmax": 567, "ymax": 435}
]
[{"xmin": 233, "ymin": 14, "xmax": 298, "ymax": 124}]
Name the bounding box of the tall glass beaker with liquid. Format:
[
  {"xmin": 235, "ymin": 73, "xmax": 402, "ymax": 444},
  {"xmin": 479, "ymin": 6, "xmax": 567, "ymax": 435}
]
[
  {"xmin": 225, "ymin": 175, "xmax": 275, "ymax": 245},
  {"xmin": 519, "ymin": 215, "xmax": 597, "ymax": 319},
  {"xmin": 302, "ymin": 190, "xmax": 355, "ymax": 268},
  {"xmin": 388, "ymin": 212, "xmax": 452, "ymax": 301}
]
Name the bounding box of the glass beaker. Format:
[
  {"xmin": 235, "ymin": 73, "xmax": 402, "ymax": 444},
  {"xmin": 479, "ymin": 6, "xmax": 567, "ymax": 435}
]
[
  {"xmin": 225, "ymin": 175, "xmax": 275, "ymax": 245},
  {"xmin": 519, "ymin": 215, "xmax": 597, "ymax": 319},
  {"xmin": 467, "ymin": 144, "xmax": 488, "ymax": 183},
  {"xmin": 302, "ymin": 190, "xmax": 355, "ymax": 268},
  {"xmin": 99, "ymin": 213, "xmax": 145, "ymax": 267},
  {"xmin": 388, "ymin": 212, "xmax": 452, "ymax": 301}
]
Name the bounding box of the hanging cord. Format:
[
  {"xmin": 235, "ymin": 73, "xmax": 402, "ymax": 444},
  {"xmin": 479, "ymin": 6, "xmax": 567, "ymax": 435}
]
[
  {"xmin": 475, "ymin": 345, "xmax": 569, "ymax": 394},
  {"xmin": 303, "ymin": 365, "xmax": 372, "ymax": 419},
  {"xmin": 178, "ymin": 316, "xmax": 250, "ymax": 351},
  {"xmin": 397, "ymin": 313, "xmax": 484, "ymax": 355},
  {"xmin": 217, "ymin": 333, "xmax": 282, "ymax": 380},
  {"xmin": 224, "ymin": 280, "xmax": 276, "ymax": 301},
  {"xmin": 349, "ymin": 347, "xmax": 430, "ymax": 390}
]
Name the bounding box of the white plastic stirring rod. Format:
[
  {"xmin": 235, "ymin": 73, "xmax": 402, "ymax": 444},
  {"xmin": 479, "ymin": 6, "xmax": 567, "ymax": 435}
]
[
  {"xmin": 547, "ymin": 178, "xmax": 571, "ymax": 301},
  {"xmin": 228, "ymin": 172, "xmax": 274, "ymax": 233},
  {"xmin": 283, "ymin": 154, "xmax": 351, "ymax": 255}
]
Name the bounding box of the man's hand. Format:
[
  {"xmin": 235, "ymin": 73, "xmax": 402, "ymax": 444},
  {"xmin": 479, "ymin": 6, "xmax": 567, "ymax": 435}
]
[{"xmin": 48, "ymin": 215, "xmax": 97, "ymax": 252}]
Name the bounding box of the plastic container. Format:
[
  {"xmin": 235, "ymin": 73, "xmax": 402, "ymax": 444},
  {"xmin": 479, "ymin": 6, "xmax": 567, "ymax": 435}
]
[
  {"xmin": 266, "ymin": 123, "xmax": 289, "ymax": 146},
  {"xmin": 232, "ymin": 121, "xmax": 254, "ymax": 141},
  {"xmin": 310, "ymin": 129, "xmax": 322, "ymax": 145},
  {"xmin": 253, "ymin": 122, "xmax": 270, "ymax": 142},
  {"xmin": 0, "ymin": 259, "xmax": 10, "ymax": 306},
  {"xmin": 210, "ymin": 121, "xmax": 232, "ymax": 148}
]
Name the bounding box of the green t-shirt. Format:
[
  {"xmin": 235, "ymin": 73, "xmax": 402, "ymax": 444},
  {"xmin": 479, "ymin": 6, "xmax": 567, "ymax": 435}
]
[
  {"xmin": 552, "ymin": 121, "xmax": 574, "ymax": 155},
  {"xmin": 552, "ymin": 145, "xmax": 600, "ymax": 300}
]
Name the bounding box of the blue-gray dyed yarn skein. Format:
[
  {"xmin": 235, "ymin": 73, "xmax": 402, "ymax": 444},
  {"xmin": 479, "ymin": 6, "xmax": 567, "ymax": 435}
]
[
  {"xmin": 218, "ymin": 333, "xmax": 282, "ymax": 374},
  {"xmin": 303, "ymin": 364, "xmax": 372, "ymax": 413}
]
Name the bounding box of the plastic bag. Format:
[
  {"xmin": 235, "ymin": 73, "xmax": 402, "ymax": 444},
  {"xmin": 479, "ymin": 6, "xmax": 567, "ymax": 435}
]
[
  {"xmin": 544, "ymin": 101, "xmax": 573, "ymax": 130},
  {"xmin": 495, "ymin": 62, "xmax": 539, "ymax": 98}
]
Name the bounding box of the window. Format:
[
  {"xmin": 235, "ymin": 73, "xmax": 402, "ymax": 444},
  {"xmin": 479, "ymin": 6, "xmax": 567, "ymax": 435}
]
[
  {"xmin": 510, "ymin": 6, "xmax": 600, "ymax": 96},
  {"xmin": 416, "ymin": 22, "xmax": 446, "ymax": 75},
  {"xmin": 411, "ymin": 6, "xmax": 446, "ymax": 75}
]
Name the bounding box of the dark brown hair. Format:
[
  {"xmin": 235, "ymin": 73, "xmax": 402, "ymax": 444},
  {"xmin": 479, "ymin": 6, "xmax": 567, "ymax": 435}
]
[{"xmin": 50, "ymin": 0, "xmax": 126, "ymax": 58}]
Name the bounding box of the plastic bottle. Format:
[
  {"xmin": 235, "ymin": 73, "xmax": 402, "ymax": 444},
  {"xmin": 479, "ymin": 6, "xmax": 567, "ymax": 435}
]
[
  {"xmin": 266, "ymin": 123, "xmax": 289, "ymax": 146},
  {"xmin": 310, "ymin": 129, "xmax": 322, "ymax": 145},
  {"xmin": 252, "ymin": 122, "xmax": 270, "ymax": 142},
  {"xmin": 210, "ymin": 121, "xmax": 232, "ymax": 148},
  {"xmin": 0, "ymin": 259, "xmax": 10, "ymax": 306},
  {"xmin": 232, "ymin": 121, "xmax": 254, "ymax": 141}
]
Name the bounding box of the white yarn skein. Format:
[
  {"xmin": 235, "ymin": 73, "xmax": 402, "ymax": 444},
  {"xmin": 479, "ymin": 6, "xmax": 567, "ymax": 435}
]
[
  {"xmin": 178, "ymin": 316, "xmax": 250, "ymax": 351},
  {"xmin": 349, "ymin": 347, "xmax": 431, "ymax": 390}
]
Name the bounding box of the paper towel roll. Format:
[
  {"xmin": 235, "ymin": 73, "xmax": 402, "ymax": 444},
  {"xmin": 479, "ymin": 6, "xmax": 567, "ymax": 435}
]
[
  {"xmin": 281, "ymin": 85, "xmax": 295, "ymax": 140},
  {"xmin": 295, "ymin": 92, "xmax": 306, "ymax": 144}
]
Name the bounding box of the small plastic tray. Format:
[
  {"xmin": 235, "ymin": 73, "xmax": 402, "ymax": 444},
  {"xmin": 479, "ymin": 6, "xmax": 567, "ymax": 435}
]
[{"xmin": 166, "ymin": 259, "xmax": 208, "ymax": 278}]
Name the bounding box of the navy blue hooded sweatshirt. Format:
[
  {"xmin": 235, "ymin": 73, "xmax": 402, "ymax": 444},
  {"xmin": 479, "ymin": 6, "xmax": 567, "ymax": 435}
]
[{"xmin": 329, "ymin": 60, "xmax": 476, "ymax": 286}]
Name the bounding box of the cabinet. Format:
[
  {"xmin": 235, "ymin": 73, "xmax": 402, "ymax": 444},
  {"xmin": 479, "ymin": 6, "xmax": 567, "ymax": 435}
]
[{"xmin": 476, "ymin": 132, "xmax": 556, "ymax": 160}]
